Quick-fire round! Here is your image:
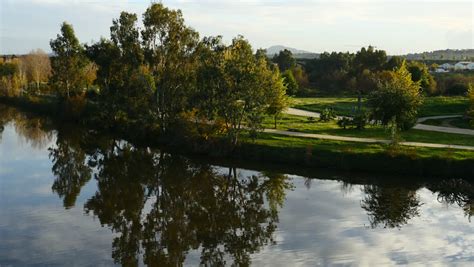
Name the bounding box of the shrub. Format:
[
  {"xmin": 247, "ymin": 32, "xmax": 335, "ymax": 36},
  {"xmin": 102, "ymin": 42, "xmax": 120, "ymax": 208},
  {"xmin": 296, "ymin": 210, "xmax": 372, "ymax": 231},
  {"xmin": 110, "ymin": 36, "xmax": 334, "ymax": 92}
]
[
  {"xmin": 337, "ymin": 112, "xmax": 368, "ymax": 130},
  {"xmin": 319, "ymin": 108, "xmax": 336, "ymax": 122}
]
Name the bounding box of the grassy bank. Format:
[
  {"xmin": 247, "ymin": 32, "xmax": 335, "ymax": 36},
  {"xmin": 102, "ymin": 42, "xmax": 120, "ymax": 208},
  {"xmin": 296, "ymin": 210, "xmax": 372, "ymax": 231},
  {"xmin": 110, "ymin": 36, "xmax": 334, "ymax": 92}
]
[
  {"xmin": 2, "ymin": 95, "xmax": 474, "ymax": 179},
  {"xmin": 264, "ymin": 114, "xmax": 474, "ymax": 146},
  {"xmin": 292, "ymin": 96, "xmax": 470, "ymax": 117}
]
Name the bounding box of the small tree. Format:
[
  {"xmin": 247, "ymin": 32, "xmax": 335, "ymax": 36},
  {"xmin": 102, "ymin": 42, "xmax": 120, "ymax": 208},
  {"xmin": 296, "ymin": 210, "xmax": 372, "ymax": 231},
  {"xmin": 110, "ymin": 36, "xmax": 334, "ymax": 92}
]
[
  {"xmin": 24, "ymin": 49, "xmax": 51, "ymax": 93},
  {"xmin": 266, "ymin": 67, "xmax": 288, "ymax": 129},
  {"xmin": 50, "ymin": 22, "xmax": 89, "ymax": 98},
  {"xmin": 272, "ymin": 49, "xmax": 296, "ymax": 72},
  {"xmin": 368, "ymin": 62, "xmax": 423, "ymax": 130},
  {"xmin": 468, "ymin": 84, "xmax": 474, "ymax": 127},
  {"xmin": 281, "ymin": 70, "xmax": 298, "ymax": 96}
]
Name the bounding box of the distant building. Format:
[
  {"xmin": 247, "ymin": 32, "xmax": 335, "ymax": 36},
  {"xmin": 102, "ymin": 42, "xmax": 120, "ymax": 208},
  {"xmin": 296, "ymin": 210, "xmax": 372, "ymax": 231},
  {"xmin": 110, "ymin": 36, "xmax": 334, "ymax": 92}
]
[
  {"xmin": 454, "ymin": 61, "xmax": 474, "ymax": 71},
  {"xmin": 439, "ymin": 63, "xmax": 454, "ymax": 70},
  {"xmin": 435, "ymin": 68, "xmax": 449, "ymax": 73}
]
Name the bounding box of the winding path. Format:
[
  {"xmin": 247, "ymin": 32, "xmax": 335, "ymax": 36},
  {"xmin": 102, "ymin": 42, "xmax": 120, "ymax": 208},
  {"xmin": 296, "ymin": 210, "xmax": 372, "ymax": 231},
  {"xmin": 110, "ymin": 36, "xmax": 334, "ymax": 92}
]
[{"xmin": 274, "ymin": 108, "xmax": 474, "ymax": 151}]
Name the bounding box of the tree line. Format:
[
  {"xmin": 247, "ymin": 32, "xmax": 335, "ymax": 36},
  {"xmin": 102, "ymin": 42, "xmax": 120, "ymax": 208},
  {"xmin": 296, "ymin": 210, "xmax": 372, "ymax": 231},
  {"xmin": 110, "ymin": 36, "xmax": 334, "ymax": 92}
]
[{"xmin": 3, "ymin": 2, "xmax": 467, "ymax": 143}]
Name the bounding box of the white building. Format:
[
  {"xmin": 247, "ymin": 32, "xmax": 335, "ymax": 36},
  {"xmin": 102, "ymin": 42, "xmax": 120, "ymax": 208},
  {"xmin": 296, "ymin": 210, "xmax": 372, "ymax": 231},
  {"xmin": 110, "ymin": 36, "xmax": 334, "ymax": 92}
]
[
  {"xmin": 439, "ymin": 63, "xmax": 454, "ymax": 70},
  {"xmin": 435, "ymin": 68, "xmax": 449, "ymax": 73},
  {"xmin": 454, "ymin": 61, "xmax": 474, "ymax": 71}
]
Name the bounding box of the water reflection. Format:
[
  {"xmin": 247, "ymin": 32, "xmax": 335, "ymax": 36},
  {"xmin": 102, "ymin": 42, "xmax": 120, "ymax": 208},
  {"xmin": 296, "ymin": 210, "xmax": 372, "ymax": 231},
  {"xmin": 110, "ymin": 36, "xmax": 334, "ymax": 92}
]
[
  {"xmin": 427, "ymin": 179, "xmax": 474, "ymax": 222},
  {"xmin": 1, "ymin": 105, "xmax": 473, "ymax": 266},
  {"xmin": 47, "ymin": 127, "xmax": 287, "ymax": 265},
  {"xmin": 0, "ymin": 105, "xmax": 53, "ymax": 148},
  {"xmin": 361, "ymin": 185, "xmax": 422, "ymax": 229}
]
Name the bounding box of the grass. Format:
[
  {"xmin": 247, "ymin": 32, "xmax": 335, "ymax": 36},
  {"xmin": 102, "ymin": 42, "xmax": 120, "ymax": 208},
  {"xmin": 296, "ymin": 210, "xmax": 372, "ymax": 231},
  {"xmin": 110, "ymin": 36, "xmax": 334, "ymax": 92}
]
[
  {"xmin": 264, "ymin": 114, "xmax": 474, "ymax": 147},
  {"xmin": 422, "ymin": 117, "xmax": 473, "ymax": 129},
  {"xmin": 248, "ymin": 132, "xmax": 474, "ymax": 160},
  {"xmin": 450, "ymin": 118, "xmax": 473, "ymax": 129},
  {"xmin": 291, "ymin": 96, "xmax": 470, "ymax": 117}
]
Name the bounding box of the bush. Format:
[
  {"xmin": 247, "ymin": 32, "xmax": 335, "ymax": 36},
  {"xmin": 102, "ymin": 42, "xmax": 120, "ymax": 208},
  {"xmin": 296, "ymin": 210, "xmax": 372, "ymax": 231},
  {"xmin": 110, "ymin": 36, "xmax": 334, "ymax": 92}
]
[
  {"xmin": 319, "ymin": 108, "xmax": 336, "ymax": 122},
  {"xmin": 337, "ymin": 112, "xmax": 368, "ymax": 130},
  {"xmin": 368, "ymin": 63, "xmax": 423, "ymax": 130}
]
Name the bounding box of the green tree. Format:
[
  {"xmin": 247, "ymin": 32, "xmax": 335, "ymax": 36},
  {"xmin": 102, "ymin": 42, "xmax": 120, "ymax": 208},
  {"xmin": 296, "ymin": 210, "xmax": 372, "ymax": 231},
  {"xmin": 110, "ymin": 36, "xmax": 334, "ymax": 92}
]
[
  {"xmin": 141, "ymin": 3, "xmax": 200, "ymax": 132},
  {"xmin": 281, "ymin": 69, "xmax": 298, "ymax": 95},
  {"xmin": 468, "ymin": 84, "xmax": 474, "ymax": 127},
  {"xmin": 353, "ymin": 46, "xmax": 388, "ymax": 111},
  {"xmin": 406, "ymin": 61, "xmax": 437, "ymax": 95},
  {"xmin": 197, "ymin": 36, "xmax": 284, "ymax": 145},
  {"xmin": 368, "ymin": 63, "xmax": 423, "ymax": 130},
  {"xmin": 50, "ymin": 22, "xmax": 89, "ymax": 98},
  {"xmin": 385, "ymin": 56, "xmax": 403, "ymax": 71},
  {"xmin": 266, "ymin": 67, "xmax": 288, "ymax": 129},
  {"xmin": 272, "ymin": 49, "xmax": 296, "ymax": 72}
]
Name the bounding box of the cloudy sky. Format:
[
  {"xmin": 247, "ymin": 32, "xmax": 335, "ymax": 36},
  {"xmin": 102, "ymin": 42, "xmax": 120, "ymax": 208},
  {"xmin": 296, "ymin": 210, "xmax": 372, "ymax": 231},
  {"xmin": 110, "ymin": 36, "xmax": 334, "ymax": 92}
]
[{"xmin": 0, "ymin": 0, "xmax": 473, "ymax": 55}]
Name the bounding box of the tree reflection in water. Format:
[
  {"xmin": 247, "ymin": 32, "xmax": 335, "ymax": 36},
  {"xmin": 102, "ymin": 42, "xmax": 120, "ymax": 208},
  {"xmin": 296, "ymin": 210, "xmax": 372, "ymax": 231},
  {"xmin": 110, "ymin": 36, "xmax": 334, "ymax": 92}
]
[
  {"xmin": 428, "ymin": 179, "xmax": 474, "ymax": 222},
  {"xmin": 3, "ymin": 106, "xmax": 474, "ymax": 265},
  {"xmin": 361, "ymin": 185, "xmax": 422, "ymax": 229},
  {"xmin": 0, "ymin": 105, "xmax": 53, "ymax": 148},
  {"xmin": 48, "ymin": 130, "xmax": 289, "ymax": 266}
]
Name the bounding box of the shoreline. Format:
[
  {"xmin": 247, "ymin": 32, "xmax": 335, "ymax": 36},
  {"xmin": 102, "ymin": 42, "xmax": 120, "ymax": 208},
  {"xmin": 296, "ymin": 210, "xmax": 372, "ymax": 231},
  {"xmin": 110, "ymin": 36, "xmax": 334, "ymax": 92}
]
[{"xmin": 1, "ymin": 95, "xmax": 473, "ymax": 179}]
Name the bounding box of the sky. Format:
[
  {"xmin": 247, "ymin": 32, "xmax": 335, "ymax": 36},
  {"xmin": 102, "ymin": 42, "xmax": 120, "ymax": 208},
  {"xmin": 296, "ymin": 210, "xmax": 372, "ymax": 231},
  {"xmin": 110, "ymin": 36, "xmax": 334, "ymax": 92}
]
[{"xmin": 0, "ymin": 0, "xmax": 473, "ymax": 55}]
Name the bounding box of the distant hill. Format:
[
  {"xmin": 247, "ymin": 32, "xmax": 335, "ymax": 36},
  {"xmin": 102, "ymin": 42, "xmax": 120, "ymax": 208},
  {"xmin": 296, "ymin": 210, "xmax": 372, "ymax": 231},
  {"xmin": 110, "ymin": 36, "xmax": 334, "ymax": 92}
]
[
  {"xmin": 403, "ymin": 49, "xmax": 474, "ymax": 61},
  {"xmin": 266, "ymin": 45, "xmax": 319, "ymax": 59}
]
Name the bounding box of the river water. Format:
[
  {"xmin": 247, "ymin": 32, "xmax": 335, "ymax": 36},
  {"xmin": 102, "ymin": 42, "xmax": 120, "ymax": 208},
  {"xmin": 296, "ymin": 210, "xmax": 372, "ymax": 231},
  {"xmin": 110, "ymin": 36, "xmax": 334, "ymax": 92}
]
[{"xmin": 0, "ymin": 106, "xmax": 473, "ymax": 266}]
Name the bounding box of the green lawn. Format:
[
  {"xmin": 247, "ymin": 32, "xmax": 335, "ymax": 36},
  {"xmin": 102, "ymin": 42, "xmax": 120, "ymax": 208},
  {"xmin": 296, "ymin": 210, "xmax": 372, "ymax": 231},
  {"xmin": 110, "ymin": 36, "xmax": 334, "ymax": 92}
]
[
  {"xmin": 247, "ymin": 132, "xmax": 474, "ymax": 160},
  {"xmin": 291, "ymin": 96, "xmax": 470, "ymax": 117},
  {"xmin": 263, "ymin": 114, "xmax": 474, "ymax": 147},
  {"xmin": 422, "ymin": 117, "xmax": 473, "ymax": 129}
]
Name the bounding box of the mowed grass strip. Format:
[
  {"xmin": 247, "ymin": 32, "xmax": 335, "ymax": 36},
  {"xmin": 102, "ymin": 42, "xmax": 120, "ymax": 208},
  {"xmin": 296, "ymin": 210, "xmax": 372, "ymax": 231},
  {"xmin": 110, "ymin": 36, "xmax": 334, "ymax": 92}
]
[
  {"xmin": 291, "ymin": 96, "xmax": 469, "ymax": 117},
  {"xmin": 263, "ymin": 114, "xmax": 474, "ymax": 147}
]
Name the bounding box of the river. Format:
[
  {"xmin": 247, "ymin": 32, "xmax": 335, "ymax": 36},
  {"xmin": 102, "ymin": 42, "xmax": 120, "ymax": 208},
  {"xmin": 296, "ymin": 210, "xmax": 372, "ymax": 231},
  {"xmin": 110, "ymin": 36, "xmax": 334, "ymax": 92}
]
[{"xmin": 0, "ymin": 106, "xmax": 472, "ymax": 266}]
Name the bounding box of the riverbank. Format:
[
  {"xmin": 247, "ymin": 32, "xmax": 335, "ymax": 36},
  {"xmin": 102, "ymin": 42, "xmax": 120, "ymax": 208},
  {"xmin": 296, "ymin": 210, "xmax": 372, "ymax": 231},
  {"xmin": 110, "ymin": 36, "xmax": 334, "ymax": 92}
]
[{"xmin": 1, "ymin": 95, "xmax": 473, "ymax": 178}]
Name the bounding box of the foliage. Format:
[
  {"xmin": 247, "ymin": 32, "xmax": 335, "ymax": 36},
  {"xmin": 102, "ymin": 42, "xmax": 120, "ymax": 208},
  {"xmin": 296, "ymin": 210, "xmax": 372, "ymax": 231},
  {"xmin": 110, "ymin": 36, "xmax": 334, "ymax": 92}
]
[
  {"xmin": 406, "ymin": 61, "xmax": 436, "ymax": 94},
  {"xmin": 23, "ymin": 49, "xmax": 51, "ymax": 92},
  {"xmin": 319, "ymin": 107, "xmax": 336, "ymax": 122},
  {"xmin": 50, "ymin": 22, "xmax": 91, "ymax": 98},
  {"xmin": 468, "ymin": 84, "xmax": 474, "ymax": 127},
  {"xmin": 337, "ymin": 112, "xmax": 368, "ymax": 130},
  {"xmin": 306, "ymin": 51, "xmax": 354, "ymax": 93},
  {"xmin": 142, "ymin": 3, "xmax": 200, "ymax": 131},
  {"xmin": 282, "ymin": 70, "xmax": 298, "ymax": 95},
  {"xmin": 0, "ymin": 60, "xmax": 25, "ymax": 97},
  {"xmin": 433, "ymin": 73, "xmax": 474, "ymax": 96},
  {"xmin": 272, "ymin": 49, "xmax": 296, "ymax": 72},
  {"xmin": 195, "ymin": 36, "xmax": 285, "ymax": 144},
  {"xmin": 368, "ymin": 63, "xmax": 423, "ymax": 130}
]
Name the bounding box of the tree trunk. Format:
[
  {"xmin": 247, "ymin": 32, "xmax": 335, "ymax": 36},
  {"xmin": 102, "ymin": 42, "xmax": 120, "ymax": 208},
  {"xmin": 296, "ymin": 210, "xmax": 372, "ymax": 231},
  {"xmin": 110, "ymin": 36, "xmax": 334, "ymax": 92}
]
[{"xmin": 274, "ymin": 115, "xmax": 277, "ymax": 129}]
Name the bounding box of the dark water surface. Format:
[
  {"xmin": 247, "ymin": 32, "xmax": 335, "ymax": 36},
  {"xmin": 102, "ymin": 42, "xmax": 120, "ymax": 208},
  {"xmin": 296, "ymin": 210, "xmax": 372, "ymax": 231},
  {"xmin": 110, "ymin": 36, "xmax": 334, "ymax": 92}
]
[{"xmin": 0, "ymin": 106, "xmax": 473, "ymax": 266}]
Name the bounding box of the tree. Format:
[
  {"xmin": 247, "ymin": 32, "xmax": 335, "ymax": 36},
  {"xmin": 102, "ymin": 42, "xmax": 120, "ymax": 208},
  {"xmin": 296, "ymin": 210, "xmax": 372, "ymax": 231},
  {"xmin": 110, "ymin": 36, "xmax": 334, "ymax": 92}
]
[
  {"xmin": 272, "ymin": 49, "xmax": 296, "ymax": 72},
  {"xmin": 368, "ymin": 62, "xmax": 423, "ymax": 130},
  {"xmin": 406, "ymin": 61, "xmax": 436, "ymax": 95},
  {"xmin": 24, "ymin": 49, "xmax": 51, "ymax": 93},
  {"xmin": 306, "ymin": 51, "xmax": 354, "ymax": 93},
  {"xmin": 266, "ymin": 67, "xmax": 288, "ymax": 129},
  {"xmin": 281, "ymin": 70, "xmax": 298, "ymax": 95},
  {"xmin": 353, "ymin": 46, "xmax": 387, "ymax": 111},
  {"xmin": 385, "ymin": 56, "xmax": 403, "ymax": 71},
  {"xmin": 141, "ymin": 3, "xmax": 200, "ymax": 132},
  {"xmin": 197, "ymin": 36, "xmax": 284, "ymax": 145},
  {"xmin": 50, "ymin": 22, "xmax": 89, "ymax": 98},
  {"xmin": 468, "ymin": 84, "xmax": 474, "ymax": 127}
]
